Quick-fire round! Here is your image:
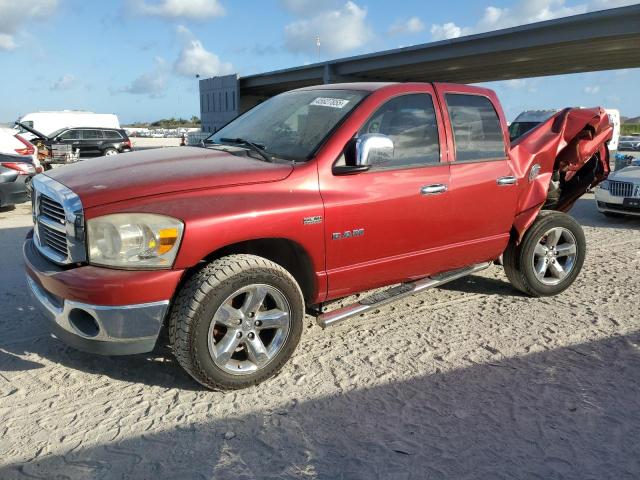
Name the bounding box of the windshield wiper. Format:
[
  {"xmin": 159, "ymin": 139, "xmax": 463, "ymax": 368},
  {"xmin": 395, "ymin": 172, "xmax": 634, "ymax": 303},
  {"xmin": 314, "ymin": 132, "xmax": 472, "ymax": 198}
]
[{"xmin": 219, "ymin": 137, "xmax": 273, "ymax": 163}]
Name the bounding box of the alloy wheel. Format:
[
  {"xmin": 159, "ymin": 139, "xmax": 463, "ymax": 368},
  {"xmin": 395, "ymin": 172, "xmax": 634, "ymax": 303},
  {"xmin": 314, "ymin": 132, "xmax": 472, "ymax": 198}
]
[{"xmin": 207, "ymin": 284, "xmax": 291, "ymax": 375}]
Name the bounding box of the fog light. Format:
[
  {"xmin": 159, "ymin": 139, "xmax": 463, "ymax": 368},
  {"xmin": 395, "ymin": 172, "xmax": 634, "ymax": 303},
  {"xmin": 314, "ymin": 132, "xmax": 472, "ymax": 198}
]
[{"xmin": 68, "ymin": 309, "xmax": 100, "ymax": 337}]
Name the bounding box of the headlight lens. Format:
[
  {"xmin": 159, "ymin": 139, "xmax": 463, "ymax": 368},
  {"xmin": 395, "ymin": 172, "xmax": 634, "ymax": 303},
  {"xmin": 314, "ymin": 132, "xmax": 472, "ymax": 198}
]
[
  {"xmin": 599, "ymin": 180, "xmax": 610, "ymax": 191},
  {"xmin": 87, "ymin": 213, "xmax": 184, "ymax": 268}
]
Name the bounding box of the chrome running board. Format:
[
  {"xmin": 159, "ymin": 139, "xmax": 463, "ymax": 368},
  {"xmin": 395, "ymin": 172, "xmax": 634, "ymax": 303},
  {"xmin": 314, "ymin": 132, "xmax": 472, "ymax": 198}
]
[{"xmin": 316, "ymin": 262, "xmax": 492, "ymax": 328}]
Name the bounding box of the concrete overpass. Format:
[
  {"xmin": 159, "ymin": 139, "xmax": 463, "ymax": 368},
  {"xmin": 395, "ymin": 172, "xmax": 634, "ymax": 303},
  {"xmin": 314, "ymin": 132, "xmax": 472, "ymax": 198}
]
[{"xmin": 199, "ymin": 4, "xmax": 640, "ymax": 132}]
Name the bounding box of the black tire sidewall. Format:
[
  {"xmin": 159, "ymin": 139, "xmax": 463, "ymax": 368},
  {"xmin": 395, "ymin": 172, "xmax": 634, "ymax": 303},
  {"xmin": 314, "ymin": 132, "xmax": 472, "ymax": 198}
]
[
  {"xmin": 190, "ymin": 267, "xmax": 304, "ymax": 388},
  {"xmin": 520, "ymin": 213, "xmax": 586, "ymax": 296}
]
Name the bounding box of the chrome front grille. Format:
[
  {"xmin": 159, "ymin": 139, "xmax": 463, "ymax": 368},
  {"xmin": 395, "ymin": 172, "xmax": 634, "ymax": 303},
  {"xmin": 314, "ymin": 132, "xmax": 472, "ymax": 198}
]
[
  {"xmin": 40, "ymin": 195, "xmax": 66, "ymax": 223},
  {"xmin": 609, "ymin": 180, "xmax": 634, "ymax": 197},
  {"xmin": 32, "ymin": 175, "xmax": 85, "ymax": 265}
]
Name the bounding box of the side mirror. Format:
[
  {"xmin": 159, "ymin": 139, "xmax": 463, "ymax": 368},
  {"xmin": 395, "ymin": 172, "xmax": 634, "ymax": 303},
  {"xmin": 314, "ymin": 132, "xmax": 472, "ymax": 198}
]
[{"xmin": 333, "ymin": 133, "xmax": 394, "ymax": 175}]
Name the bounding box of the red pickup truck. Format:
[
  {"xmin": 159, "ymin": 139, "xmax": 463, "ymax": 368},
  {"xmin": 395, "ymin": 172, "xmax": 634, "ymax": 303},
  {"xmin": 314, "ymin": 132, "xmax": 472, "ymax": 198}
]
[{"xmin": 24, "ymin": 82, "xmax": 612, "ymax": 390}]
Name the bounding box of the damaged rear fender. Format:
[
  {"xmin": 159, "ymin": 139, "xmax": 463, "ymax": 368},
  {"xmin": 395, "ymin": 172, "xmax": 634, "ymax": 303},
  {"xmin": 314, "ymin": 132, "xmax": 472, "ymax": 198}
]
[{"xmin": 509, "ymin": 107, "xmax": 612, "ymax": 241}]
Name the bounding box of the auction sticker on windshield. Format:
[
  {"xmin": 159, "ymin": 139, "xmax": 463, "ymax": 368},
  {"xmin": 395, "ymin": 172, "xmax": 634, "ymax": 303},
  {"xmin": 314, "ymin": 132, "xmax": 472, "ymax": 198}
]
[{"xmin": 310, "ymin": 97, "xmax": 350, "ymax": 108}]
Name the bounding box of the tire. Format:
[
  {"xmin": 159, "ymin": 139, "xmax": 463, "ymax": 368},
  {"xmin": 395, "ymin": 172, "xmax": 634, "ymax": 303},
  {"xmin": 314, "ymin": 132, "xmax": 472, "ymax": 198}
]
[
  {"xmin": 503, "ymin": 211, "xmax": 586, "ymax": 297},
  {"xmin": 103, "ymin": 148, "xmax": 118, "ymax": 156},
  {"xmin": 168, "ymin": 254, "xmax": 305, "ymax": 390}
]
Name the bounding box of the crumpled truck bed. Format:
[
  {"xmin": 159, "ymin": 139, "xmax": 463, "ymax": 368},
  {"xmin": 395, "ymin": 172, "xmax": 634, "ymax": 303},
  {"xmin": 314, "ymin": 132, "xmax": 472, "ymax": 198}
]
[{"xmin": 509, "ymin": 107, "xmax": 613, "ymax": 239}]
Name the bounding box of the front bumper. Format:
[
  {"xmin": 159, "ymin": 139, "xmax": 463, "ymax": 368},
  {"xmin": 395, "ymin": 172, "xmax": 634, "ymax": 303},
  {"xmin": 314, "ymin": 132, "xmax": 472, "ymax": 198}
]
[
  {"xmin": 595, "ymin": 188, "xmax": 640, "ymax": 217},
  {"xmin": 24, "ymin": 235, "xmax": 182, "ymax": 355},
  {"xmin": 0, "ymin": 175, "xmax": 29, "ymax": 207}
]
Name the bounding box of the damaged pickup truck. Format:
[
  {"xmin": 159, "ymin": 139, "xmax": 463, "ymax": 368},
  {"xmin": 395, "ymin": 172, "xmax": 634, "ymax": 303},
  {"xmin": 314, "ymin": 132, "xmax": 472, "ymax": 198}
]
[{"xmin": 24, "ymin": 82, "xmax": 612, "ymax": 390}]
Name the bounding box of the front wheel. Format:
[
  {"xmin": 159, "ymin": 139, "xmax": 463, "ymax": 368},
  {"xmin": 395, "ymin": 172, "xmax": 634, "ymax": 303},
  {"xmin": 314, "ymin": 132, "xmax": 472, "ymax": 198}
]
[
  {"xmin": 168, "ymin": 254, "xmax": 304, "ymax": 390},
  {"xmin": 503, "ymin": 211, "xmax": 586, "ymax": 297}
]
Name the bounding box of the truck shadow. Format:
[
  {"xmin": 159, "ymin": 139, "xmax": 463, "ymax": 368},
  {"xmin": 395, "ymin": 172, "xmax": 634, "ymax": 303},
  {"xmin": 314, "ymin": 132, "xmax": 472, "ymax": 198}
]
[
  {"xmin": 1, "ymin": 332, "xmax": 638, "ymax": 479},
  {"xmin": 438, "ymin": 273, "xmax": 525, "ymax": 297}
]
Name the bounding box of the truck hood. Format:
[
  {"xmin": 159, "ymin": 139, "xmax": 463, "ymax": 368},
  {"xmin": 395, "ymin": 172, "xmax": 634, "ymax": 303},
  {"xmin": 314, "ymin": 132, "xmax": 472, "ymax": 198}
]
[{"xmin": 45, "ymin": 147, "xmax": 294, "ymax": 208}]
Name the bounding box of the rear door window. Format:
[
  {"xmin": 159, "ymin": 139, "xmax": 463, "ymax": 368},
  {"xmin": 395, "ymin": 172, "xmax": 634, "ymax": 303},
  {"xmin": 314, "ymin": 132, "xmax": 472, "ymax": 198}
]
[
  {"xmin": 445, "ymin": 94, "xmax": 505, "ymax": 162},
  {"xmin": 82, "ymin": 130, "xmax": 103, "ymax": 140}
]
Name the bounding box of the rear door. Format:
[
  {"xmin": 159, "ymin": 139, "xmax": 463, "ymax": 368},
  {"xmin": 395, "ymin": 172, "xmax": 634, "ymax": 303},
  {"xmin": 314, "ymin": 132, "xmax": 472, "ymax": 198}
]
[
  {"xmin": 80, "ymin": 129, "xmax": 103, "ymax": 156},
  {"xmin": 435, "ymin": 85, "xmax": 518, "ymax": 264}
]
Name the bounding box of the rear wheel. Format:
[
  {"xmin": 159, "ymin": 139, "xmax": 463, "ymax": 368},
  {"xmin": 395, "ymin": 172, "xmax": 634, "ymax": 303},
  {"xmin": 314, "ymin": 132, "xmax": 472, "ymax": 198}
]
[
  {"xmin": 168, "ymin": 254, "xmax": 304, "ymax": 390},
  {"xmin": 503, "ymin": 211, "xmax": 586, "ymax": 297},
  {"xmin": 103, "ymin": 148, "xmax": 118, "ymax": 156}
]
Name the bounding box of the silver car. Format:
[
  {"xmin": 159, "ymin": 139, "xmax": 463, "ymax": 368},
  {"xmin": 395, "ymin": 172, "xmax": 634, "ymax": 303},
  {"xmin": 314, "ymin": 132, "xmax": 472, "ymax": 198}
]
[{"xmin": 595, "ymin": 165, "xmax": 640, "ymax": 217}]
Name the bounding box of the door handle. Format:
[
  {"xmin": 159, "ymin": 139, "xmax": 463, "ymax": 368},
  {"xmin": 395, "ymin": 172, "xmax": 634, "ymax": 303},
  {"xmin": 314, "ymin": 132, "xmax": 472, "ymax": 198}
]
[
  {"xmin": 420, "ymin": 184, "xmax": 448, "ymax": 195},
  {"xmin": 497, "ymin": 176, "xmax": 517, "ymax": 186}
]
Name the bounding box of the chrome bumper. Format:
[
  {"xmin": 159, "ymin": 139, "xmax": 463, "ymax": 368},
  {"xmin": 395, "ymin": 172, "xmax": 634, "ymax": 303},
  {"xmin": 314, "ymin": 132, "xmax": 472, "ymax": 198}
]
[{"xmin": 26, "ymin": 275, "xmax": 169, "ymax": 355}]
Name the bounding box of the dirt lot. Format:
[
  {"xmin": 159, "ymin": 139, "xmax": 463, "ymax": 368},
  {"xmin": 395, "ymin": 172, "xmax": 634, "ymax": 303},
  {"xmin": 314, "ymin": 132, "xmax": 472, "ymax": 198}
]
[{"xmin": 0, "ymin": 195, "xmax": 639, "ymax": 479}]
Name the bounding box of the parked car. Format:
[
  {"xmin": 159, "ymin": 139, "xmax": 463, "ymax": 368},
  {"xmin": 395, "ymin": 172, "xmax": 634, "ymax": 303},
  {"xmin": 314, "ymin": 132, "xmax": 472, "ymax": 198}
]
[
  {"xmin": 0, "ymin": 127, "xmax": 41, "ymax": 168},
  {"xmin": 595, "ymin": 165, "xmax": 640, "ymax": 217},
  {"xmin": 0, "ymin": 152, "xmax": 36, "ymax": 208},
  {"xmin": 14, "ymin": 124, "xmax": 132, "ymax": 162},
  {"xmin": 15, "ymin": 111, "xmax": 120, "ymax": 138},
  {"xmin": 508, "ymin": 110, "xmax": 559, "ymax": 141},
  {"xmin": 24, "ymin": 82, "xmax": 612, "ymax": 390},
  {"xmin": 618, "ymin": 136, "xmax": 640, "ymax": 151},
  {"xmin": 46, "ymin": 127, "xmax": 132, "ymax": 157}
]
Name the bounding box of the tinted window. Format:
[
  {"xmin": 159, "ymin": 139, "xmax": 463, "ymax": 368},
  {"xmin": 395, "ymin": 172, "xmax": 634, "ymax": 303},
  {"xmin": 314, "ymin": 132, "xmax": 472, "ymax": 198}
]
[
  {"xmin": 508, "ymin": 121, "xmax": 540, "ymax": 142},
  {"xmin": 59, "ymin": 130, "xmax": 80, "ymax": 140},
  {"xmin": 82, "ymin": 130, "xmax": 102, "ymax": 140},
  {"xmin": 103, "ymin": 130, "xmax": 123, "ymax": 139},
  {"xmin": 446, "ymin": 94, "xmax": 505, "ymax": 161},
  {"xmin": 359, "ymin": 94, "xmax": 440, "ymax": 169}
]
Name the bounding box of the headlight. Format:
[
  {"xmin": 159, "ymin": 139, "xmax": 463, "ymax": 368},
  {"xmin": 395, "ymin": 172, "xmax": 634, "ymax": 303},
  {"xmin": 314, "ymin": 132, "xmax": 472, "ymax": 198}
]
[
  {"xmin": 87, "ymin": 213, "xmax": 184, "ymax": 269},
  {"xmin": 599, "ymin": 180, "xmax": 610, "ymax": 191}
]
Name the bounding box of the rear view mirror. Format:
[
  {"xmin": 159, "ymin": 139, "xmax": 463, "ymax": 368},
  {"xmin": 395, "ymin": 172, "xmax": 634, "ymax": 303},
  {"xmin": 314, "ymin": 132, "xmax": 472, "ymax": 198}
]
[
  {"xmin": 333, "ymin": 133, "xmax": 394, "ymax": 175},
  {"xmin": 355, "ymin": 133, "xmax": 394, "ymax": 167}
]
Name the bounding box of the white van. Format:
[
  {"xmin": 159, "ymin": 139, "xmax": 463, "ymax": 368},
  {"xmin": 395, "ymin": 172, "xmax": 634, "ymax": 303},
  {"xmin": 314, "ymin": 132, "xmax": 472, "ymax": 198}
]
[
  {"xmin": 604, "ymin": 108, "xmax": 620, "ymax": 151},
  {"xmin": 15, "ymin": 111, "xmax": 120, "ymax": 137}
]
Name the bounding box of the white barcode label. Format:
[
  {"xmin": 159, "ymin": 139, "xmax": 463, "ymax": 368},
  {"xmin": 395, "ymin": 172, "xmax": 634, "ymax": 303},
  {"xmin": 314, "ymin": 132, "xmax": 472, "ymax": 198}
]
[{"xmin": 310, "ymin": 97, "xmax": 350, "ymax": 108}]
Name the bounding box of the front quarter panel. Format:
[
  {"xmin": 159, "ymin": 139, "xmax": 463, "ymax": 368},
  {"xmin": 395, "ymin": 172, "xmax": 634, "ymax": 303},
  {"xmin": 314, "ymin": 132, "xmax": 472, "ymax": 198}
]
[{"xmin": 83, "ymin": 163, "xmax": 327, "ymax": 301}]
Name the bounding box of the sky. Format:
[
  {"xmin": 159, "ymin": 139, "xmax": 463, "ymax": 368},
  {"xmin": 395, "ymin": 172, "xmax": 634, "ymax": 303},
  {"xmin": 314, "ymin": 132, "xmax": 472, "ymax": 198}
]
[{"xmin": 0, "ymin": 0, "xmax": 638, "ymax": 124}]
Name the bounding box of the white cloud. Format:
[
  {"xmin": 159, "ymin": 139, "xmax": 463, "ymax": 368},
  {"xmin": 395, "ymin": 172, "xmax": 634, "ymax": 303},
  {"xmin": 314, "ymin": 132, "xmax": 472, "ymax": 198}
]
[
  {"xmin": 280, "ymin": 0, "xmax": 341, "ymax": 14},
  {"xmin": 589, "ymin": 0, "xmax": 638, "ymax": 8},
  {"xmin": 584, "ymin": 85, "xmax": 600, "ymax": 94},
  {"xmin": 50, "ymin": 74, "xmax": 76, "ymax": 91},
  {"xmin": 0, "ymin": 0, "xmax": 57, "ymax": 50},
  {"xmin": 129, "ymin": 0, "xmax": 224, "ymax": 19},
  {"xmin": 389, "ymin": 16, "xmax": 425, "ymax": 35},
  {"xmin": 284, "ymin": 1, "xmax": 372, "ymax": 55},
  {"xmin": 504, "ymin": 79, "xmax": 527, "ymax": 89},
  {"xmin": 173, "ymin": 26, "xmax": 234, "ymax": 77},
  {"xmin": 0, "ymin": 33, "xmax": 16, "ymax": 50},
  {"xmin": 427, "ymin": 0, "xmax": 630, "ymax": 41},
  {"xmin": 430, "ymin": 22, "xmax": 469, "ymax": 41},
  {"xmin": 119, "ymin": 57, "xmax": 169, "ymax": 98}
]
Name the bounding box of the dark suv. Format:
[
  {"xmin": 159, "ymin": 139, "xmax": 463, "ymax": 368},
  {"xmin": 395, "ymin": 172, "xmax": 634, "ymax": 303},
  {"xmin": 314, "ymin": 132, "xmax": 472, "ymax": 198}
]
[{"xmin": 48, "ymin": 128, "xmax": 132, "ymax": 157}]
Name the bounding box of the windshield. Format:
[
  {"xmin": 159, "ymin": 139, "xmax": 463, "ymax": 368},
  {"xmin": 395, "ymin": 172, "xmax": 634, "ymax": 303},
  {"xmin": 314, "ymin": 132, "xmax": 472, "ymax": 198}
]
[
  {"xmin": 207, "ymin": 89, "xmax": 368, "ymax": 161},
  {"xmin": 48, "ymin": 127, "xmax": 68, "ymax": 138}
]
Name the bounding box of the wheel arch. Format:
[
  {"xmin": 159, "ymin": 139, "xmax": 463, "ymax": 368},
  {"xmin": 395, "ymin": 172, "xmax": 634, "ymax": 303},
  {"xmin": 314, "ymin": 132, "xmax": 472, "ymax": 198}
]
[{"xmin": 192, "ymin": 237, "xmax": 317, "ymax": 304}]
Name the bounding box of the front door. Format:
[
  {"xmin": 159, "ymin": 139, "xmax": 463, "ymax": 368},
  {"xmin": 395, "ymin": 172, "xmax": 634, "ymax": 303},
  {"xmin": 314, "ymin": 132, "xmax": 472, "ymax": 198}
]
[{"xmin": 320, "ymin": 89, "xmax": 453, "ymax": 300}]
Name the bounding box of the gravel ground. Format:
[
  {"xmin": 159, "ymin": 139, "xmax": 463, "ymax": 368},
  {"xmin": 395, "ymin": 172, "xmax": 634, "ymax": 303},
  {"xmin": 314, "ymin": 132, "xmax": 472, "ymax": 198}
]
[{"xmin": 0, "ymin": 195, "xmax": 639, "ymax": 480}]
